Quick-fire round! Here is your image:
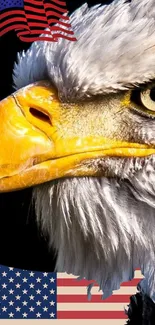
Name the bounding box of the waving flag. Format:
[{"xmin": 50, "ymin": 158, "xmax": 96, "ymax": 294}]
[
  {"xmin": 0, "ymin": 0, "xmax": 76, "ymax": 42},
  {"xmin": 0, "ymin": 265, "xmax": 143, "ymax": 322}
]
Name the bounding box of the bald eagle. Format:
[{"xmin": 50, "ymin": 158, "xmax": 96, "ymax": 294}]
[{"xmin": 1, "ymin": 0, "xmax": 155, "ymax": 319}]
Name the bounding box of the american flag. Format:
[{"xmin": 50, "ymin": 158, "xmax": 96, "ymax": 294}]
[
  {"xmin": 0, "ymin": 265, "xmax": 143, "ymax": 321},
  {"xmin": 0, "ymin": 0, "xmax": 76, "ymax": 42}
]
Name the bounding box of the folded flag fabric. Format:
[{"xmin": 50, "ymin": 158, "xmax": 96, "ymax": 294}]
[
  {"xmin": 0, "ymin": 0, "xmax": 76, "ymax": 42},
  {"xmin": 0, "ymin": 264, "xmax": 143, "ymax": 320}
]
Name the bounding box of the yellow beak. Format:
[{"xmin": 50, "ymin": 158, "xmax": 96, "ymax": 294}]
[{"xmin": 0, "ymin": 81, "xmax": 155, "ymax": 192}]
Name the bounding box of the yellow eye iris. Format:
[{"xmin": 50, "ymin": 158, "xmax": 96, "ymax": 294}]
[
  {"xmin": 130, "ymin": 85, "xmax": 155, "ymax": 115},
  {"xmin": 140, "ymin": 88, "xmax": 155, "ymax": 112}
]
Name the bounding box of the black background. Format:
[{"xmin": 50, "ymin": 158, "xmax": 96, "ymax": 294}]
[{"xmin": 0, "ymin": 0, "xmax": 112, "ymax": 271}]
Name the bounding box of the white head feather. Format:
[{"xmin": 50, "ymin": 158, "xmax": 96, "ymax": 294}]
[{"xmin": 14, "ymin": 0, "xmax": 155, "ymax": 100}]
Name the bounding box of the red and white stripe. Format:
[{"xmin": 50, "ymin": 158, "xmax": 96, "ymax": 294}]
[
  {"xmin": 0, "ymin": 0, "xmax": 76, "ymax": 42},
  {"xmin": 57, "ymin": 270, "xmax": 144, "ymax": 321}
]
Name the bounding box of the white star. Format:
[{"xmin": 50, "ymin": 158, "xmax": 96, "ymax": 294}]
[
  {"xmin": 36, "ymin": 277, "xmax": 41, "ymax": 283},
  {"xmin": 9, "ymin": 289, "xmax": 14, "ymax": 294},
  {"xmin": 36, "ymin": 300, "xmax": 41, "ymax": 306},
  {"xmin": 43, "ymin": 272, "xmax": 48, "ymax": 277},
  {"xmin": 15, "ymin": 295, "xmax": 21, "ymax": 300},
  {"xmin": 36, "ymin": 289, "xmax": 41, "ymax": 294},
  {"xmin": 2, "ymin": 307, "xmax": 7, "ymax": 312},
  {"xmin": 22, "ymin": 289, "xmax": 28, "ymax": 294},
  {"xmin": 50, "ymin": 277, "xmax": 55, "ymax": 283},
  {"xmin": 43, "ymin": 295, "xmax": 48, "ymax": 300},
  {"xmin": 15, "ymin": 272, "xmax": 21, "ymax": 277},
  {"xmin": 2, "ymin": 271, "xmax": 7, "ymax": 277},
  {"xmin": 50, "ymin": 301, "xmax": 55, "ymax": 306},
  {"xmin": 9, "ymin": 277, "xmax": 14, "ymax": 283},
  {"xmin": 50, "ymin": 289, "xmax": 55, "ymax": 294},
  {"xmin": 36, "ymin": 312, "xmax": 41, "ymax": 318},
  {"xmin": 22, "ymin": 301, "xmax": 28, "ymax": 306},
  {"xmin": 9, "ymin": 301, "xmax": 14, "ymax": 306},
  {"xmin": 16, "ymin": 307, "xmax": 21, "ymax": 312},
  {"xmin": 43, "ymin": 283, "xmax": 48, "ymax": 289},
  {"xmin": 2, "ymin": 283, "xmax": 7, "ymax": 289},
  {"xmin": 2, "ymin": 295, "xmax": 7, "ymax": 300},
  {"xmin": 15, "ymin": 283, "xmax": 21, "ymax": 289},
  {"xmin": 29, "ymin": 283, "xmax": 35, "ymax": 289},
  {"xmin": 9, "ymin": 267, "xmax": 14, "ymax": 271},
  {"xmin": 29, "ymin": 295, "xmax": 34, "ymax": 300},
  {"xmin": 50, "ymin": 313, "xmax": 55, "ymax": 318},
  {"xmin": 43, "ymin": 306, "xmax": 48, "ymax": 312},
  {"xmin": 22, "ymin": 312, "xmax": 28, "ymax": 318},
  {"xmin": 9, "ymin": 312, "xmax": 14, "ymax": 318},
  {"xmin": 29, "ymin": 272, "xmax": 34, "ymax": 277},
  {"xmin": 29, "ymin": 306, "xmax": 34, "ymax": 312},
  {"xmin": 23, "ymin": 277, "xmax": 28, "ymax": 283}
]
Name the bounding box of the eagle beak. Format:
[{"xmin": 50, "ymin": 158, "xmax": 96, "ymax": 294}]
[{"xmin": 0, "ymin": 81, "xmax": 155, "ymax": 192}]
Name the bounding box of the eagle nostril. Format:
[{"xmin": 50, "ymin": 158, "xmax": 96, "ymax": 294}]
[{"xmin": 29, "ymin": 107, "xmax": 52, "ymax": 125}]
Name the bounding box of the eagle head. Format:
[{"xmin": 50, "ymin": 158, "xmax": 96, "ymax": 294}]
[{"xmin": 0, "ymin": 0, "xmax": 155, "ymax": 299}]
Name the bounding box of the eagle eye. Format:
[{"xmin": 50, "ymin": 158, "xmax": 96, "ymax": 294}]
[
  {"xmin": 131, "ymin": 86, "xmax": 155, "ymax": 114},
  {"xmin": 140, "ymin": 88, "xmax": 155, "ymax": 112}
]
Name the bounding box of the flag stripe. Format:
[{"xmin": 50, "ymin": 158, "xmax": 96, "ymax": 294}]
[
  {"xmin": 21, "ymin": 14, "xmax": 71, "ymax": 27},
  {"xmin": 22, "ymin": 6, "xmax": 69, "ymax": 20},
  {"xmin": 18, "ymin": 35, "xmax": 56, "ymax": 42},
  {"xmin": 57, "ymin": 286, "xmax": 138, "ymax": 295},
  {"xmin": 18, "ymin": 32, "xmax": 76, "ymax": 42},
  {"xmin": 0, "ymin": 17, "xmax": 27, "ymax": 28},
  {"xmin": 57, "ymin": 270, "xmax": 143, "ymax": 278},
  {"xmin": 0, "ymin": 10, "xmax": 25, "ymax": 20},
  {"xmin": 57, "ymin": 311, "xmax": 128, "ymax": 319},
  {"xmin": 44, "ymin": 11, "xmax": 69, "ymax": 20},
  {"xmin": 50, "ymin": 0, "xmax": 67, "ymax": 6},
  {"xmin": 57, "ymin": 294, "xmax": 131, "ymax": 303},
  {"xmin": 1, "ymin": 27, "xmax": 53, "ymax": 38},
  {"xmin": 58, "ymin": 302, "xmax": 128, "ymax": 311},
  {"xmin": 0, "ymin": 24, "xmax": 29, "ymax": 37},
  {"xmin": 57, "ymin": 278, "xmax": 142, "ymax": 287},
  {"xmin": 25, "ymin": 0, "xmax": 44, "ymax": 6},
  {"xmin": 44, "ymin": 3, "xmax": 68, "ymax": 13},
  {"xmin": 0, "ymin": 10, "xmax": 70, "ymax": 30},
  {"xmin": 18, "ymin": 23, "xmax": 74, "ymax": 35}
]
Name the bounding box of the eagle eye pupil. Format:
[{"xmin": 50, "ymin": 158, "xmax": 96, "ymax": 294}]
[{"xmin": 150, "ymin": 88, "xmax": 155, "ymax": 102}]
